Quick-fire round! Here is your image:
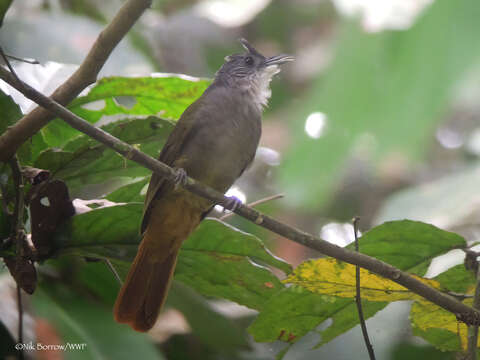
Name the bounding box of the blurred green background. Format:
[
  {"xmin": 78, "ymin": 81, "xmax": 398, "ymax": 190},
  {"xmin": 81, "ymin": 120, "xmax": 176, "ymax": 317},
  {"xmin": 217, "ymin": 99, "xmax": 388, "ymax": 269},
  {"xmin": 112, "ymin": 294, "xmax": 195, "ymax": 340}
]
[{"xmin": 2, "ymin": 0, "xmax": 480, "ymax": 359}]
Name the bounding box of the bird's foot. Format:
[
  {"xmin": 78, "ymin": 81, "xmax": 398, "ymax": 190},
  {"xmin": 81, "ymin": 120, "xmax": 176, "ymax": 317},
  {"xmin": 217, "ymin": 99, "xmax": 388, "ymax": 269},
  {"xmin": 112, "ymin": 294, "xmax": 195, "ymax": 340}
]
[
  {"xmin": 223, "ymin": 196, "xmax": 242, "ymax": 213},
  {"xmin": 174, "ymin": 168, "xmax": 188, "ymax": 189}
]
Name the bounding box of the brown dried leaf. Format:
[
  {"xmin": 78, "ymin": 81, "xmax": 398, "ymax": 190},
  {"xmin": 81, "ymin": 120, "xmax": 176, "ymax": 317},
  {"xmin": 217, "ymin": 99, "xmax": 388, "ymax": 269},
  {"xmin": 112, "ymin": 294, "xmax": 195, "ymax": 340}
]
[
  {"xmin": 28, "ymin": 179, "xmax": 75, "ymax": 258},
  {"xmin": 4, "ymin": 257, "xmax": 37, "ymax": 294}
]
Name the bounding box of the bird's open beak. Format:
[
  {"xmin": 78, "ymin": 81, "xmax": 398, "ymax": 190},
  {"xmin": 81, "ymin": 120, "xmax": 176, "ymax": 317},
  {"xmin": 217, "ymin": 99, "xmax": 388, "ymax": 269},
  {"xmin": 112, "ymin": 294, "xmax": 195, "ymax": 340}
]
[
  {"xmin": 239, "ymin": 38, "xmax": 294, "ymax": 66},
  {"xmin": 264, "ymin": 54, "xmax": 295, "ymax": 66}
]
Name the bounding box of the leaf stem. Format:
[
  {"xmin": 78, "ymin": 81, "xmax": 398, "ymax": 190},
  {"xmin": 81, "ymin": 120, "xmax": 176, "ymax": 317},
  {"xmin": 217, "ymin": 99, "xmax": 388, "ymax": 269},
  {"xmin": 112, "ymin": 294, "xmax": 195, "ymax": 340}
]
[{"xmin": 104, "ymin": 259, "xmax": 123, "ymax": 286}]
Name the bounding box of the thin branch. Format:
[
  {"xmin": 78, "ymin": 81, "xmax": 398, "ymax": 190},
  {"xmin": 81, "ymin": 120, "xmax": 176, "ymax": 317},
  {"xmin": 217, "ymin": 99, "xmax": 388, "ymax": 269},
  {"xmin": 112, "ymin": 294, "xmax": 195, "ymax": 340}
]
[
  {"xmin": 2, "ymin": 66, "xmax": 480, "ymax": 326},
  {"xmin": 0, "ymin": 174, "xmax": 14, "ymax": 249},
  {"xmin": 0, "ymin": 47, "xmax": 17, "ymax": 76},
  {"xmin": 104, "ymin": 259, "xmax": 123, "ymax": 286},
  {"xmin": 219, "ymin": 193, "xmax": 284, "ymax": 221},
  {"xmin": 0, "ymin": 0, "xmax": 152, "ymax": 162},
  {"xmin": 9, "ymin": 155, "xmax": 24, "ymax": 244},
  {"xmin": 3, "ymin": 54, "xmax": 39, "ymax": 65},
  {"xmin": 9, "ymin": 155, "xmax": 25, "ymax": 359},
  {"xmin": 16, "ymin": 284, "xmax": 24, "ymax": 360},
  {"xmin": 467, "ymin": 265, "xmax": 480, "ymax": 359},
  {"xmin": 353, "ymin": 217, "xmax": 375, "ymax": 360}
]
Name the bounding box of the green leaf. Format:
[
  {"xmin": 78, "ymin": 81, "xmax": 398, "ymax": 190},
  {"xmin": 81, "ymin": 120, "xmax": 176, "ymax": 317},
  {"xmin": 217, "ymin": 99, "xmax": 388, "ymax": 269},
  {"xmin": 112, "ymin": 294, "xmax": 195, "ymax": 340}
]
[
  {"xmin": 52, "ymin": 204, "xmax": 289, "ymax": 309},
  {"xmin": 177, "ymin": 219, "xmax": 290, "ymax": 309},
  {"xmin": 250, "ymin": 285, "xmax": 339, "ymax": 343},
  {"xmin": 182, "ymin": 219, "xmax": 291, "ymax": 275},
  {"xmin": 391, "ymin": 341, "xmax": 456, "ymax": 360},
  {"xmin": 167, "ymin": 282, "xmax": 249, "ymax": 353},
  {"xmin": 351, "ymin": 220, "xmax": 466, "ymax": 276},
  {"xmin": 410, "ymin": 300, "xmax": 464, "ymax": 352},
  {"xmin": 410, "ymin": 265, "xmax": 477, "ymax": 351},
  {"xmin": 40, "ymin": 255, "xmax": 123, "ymax": 307},
  {"xmin": 70, "ymin": 76, "xmax": 210, "ymax": 121},
  {"xmin": 0, "ymin": 91, "xmax": 21, "ymax": 135},
  {"xmin": 0, "ymin": 90, "xmax": 47, "ymax": 164},
  {"xmin": 32, "ymin": 283, "xmax": 163, "ymax": 360},
  {"xmin": 275, "ymin": 344, "xmax": 292, "ymax": 360},
  {"xmin": 0, "ymin": 0, "xmax": 12, "ymax": 27},
  {"xmin": 248, "ymin": 285, "xmax": 386, "ymax": 346},
  {"xmin": 53, "ymin": 203, "xmax": 143, "ymax": 260},
  {"xmin": 41, "ymin": 75, "xmax": 210, "ymax": 147},
  {"xmin": 34, "ymin": 117, "xmax": 173, "ymax": 198},
  {"xmin": 312, "ymin": 300, "xmax": 385, "ymax": 348},
  {"xmin": 106, "ymin": 177, "xmax": 149, "ymax": 203},
  {"xmin": 435, "ymin": 264, "xmax": 476, "ymax": 294},
  {"xmin": 412, "ymin": 328, "xmax": 461, "ymax": 353},
  {"xmin": 45, "ymin": 257, "xmax": 248, "ymax": 355},
  {"xmin": 279, "ymin": 0, "xmax": 480, "ymax": 209},
  {"xmin": 249, "ymin": 220, "xmax": 465, "ymax": 350}
]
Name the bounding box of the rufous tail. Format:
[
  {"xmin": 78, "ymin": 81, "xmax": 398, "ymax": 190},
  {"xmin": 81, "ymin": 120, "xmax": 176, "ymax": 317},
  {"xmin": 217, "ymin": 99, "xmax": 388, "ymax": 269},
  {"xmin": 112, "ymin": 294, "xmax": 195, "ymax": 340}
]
[{"xmin": 113, "ymin": 233, "xmax": 179, "ymax": 332}]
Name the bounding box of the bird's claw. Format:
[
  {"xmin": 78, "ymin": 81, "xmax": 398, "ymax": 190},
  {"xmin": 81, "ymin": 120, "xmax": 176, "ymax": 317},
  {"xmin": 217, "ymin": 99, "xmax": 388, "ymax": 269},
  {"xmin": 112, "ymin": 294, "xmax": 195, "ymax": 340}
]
[
  {"xmin": 174, "ymin": 168, "xmax": 188, "ymax": 189},
  {"xmin": 223, "ymin": 196, "xmax": 242, "ymax": 213}
]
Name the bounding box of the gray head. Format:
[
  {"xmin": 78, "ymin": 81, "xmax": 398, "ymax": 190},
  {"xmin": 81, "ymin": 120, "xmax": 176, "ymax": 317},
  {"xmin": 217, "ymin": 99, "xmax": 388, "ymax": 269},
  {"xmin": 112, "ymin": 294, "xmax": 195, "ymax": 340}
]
[{"xmin": 215, "ymin": 39, "xmax": 294, "ymax": 109}]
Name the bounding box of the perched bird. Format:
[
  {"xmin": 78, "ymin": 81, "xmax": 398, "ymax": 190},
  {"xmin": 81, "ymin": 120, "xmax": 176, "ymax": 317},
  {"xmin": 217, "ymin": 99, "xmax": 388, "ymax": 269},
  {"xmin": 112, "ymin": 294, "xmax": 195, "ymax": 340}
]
[{"xmin": 113, "ymin": 39, "xmax": 293, "ymax": 332}]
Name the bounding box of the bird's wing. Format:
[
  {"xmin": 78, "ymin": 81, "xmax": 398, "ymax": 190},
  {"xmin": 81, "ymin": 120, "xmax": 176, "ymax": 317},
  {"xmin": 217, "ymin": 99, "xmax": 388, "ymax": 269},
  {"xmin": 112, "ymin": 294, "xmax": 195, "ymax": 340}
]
[{"xmin": 141, "ymin": 98, "xmax": 204, "ymax": 233}]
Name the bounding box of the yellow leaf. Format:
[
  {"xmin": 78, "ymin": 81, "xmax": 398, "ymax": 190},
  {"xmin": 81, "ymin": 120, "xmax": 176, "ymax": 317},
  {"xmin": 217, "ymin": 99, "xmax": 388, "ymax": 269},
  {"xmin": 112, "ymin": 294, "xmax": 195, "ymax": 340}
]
[
  {"xmin": 284, "ymin": 258, "xmax": 440, "ymax": 302},
  {"xmin": 411, "ymin": 299, "xmax": 479, "ymax": 350}
]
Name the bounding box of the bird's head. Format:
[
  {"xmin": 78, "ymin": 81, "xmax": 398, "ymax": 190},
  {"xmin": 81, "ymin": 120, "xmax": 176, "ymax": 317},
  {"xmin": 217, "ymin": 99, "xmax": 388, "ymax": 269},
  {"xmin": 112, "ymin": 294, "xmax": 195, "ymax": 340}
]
[{"xmin": 215, "ymin": 39, "xmax": 294, "ymax": 109}]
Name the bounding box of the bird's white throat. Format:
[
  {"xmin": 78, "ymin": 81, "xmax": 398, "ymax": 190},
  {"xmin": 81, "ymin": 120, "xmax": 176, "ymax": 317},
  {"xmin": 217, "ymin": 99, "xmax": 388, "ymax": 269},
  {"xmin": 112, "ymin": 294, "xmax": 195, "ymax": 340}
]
[{"xmin": 248, "ymin": 65, "xmax": 280, "ymax": 111}]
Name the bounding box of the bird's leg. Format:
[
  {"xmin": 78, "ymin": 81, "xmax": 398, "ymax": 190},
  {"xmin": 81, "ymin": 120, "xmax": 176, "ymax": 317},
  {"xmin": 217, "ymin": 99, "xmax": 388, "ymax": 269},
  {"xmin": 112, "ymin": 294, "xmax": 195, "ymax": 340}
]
[
  {"xmin": 223, "ymin": 196, "xmax": 242, "ymax": 213},
  {"xmin": 173, "ymin": 168, "xmax": 188, "ymax": 189}
]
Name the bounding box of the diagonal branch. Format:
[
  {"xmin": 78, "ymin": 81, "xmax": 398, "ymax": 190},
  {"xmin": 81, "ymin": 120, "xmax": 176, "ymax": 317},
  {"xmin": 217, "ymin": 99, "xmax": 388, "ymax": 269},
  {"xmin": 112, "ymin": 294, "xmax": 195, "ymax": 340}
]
[
  {"xmin": 0, "ymin": 0, "xmax": 152, "ymax": 162},
  {"xmin": 1, "ymin": 65, "xmax": 480, "ymax": 326}
]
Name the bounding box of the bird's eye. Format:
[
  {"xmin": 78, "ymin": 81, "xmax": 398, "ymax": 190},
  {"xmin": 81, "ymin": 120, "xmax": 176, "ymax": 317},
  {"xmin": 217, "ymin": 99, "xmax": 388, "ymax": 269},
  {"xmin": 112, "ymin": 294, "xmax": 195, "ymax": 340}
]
[{"xmin": 244, "ymin": 56, "xmax": 254, "ymax": 66}]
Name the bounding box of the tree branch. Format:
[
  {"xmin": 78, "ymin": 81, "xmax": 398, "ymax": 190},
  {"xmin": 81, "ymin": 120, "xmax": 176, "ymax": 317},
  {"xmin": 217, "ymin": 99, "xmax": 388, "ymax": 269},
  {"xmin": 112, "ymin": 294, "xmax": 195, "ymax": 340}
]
[
  {"xmin": 16, "ymin": 284, "xmax": 24, "ymax": 360},
  {"xmin": 8, "ymin": 155, "xmax": 24, "ymax": 243},
  {"xmin": 0, "ymin": 0, "xmax": 152, "ymax": 162},
  {"xmin": 9, "ymin": 155, "xmax": 25, "ymax": 359},
  {"xmin": 1, "ymin": 65, "xmax": 480, "ymax": 326}
]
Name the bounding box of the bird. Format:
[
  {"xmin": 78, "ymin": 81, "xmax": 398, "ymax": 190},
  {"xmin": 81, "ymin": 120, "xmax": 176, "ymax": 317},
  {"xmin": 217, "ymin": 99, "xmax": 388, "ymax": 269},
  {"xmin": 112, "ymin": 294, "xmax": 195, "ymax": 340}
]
[{"xmin": 113, "ymin": 38, "xmax": 293, "ymax": 332}]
